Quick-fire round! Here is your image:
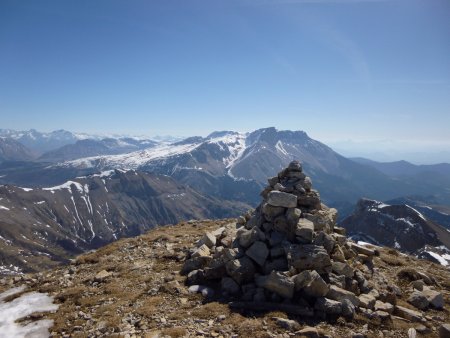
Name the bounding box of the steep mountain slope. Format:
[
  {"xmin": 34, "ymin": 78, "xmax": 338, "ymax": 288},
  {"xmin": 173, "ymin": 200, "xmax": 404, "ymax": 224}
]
[
  {"xmin": 0, "ymin": 170, "xmax": 248, "ymax": 274},
  {"xmin": 0, "ymin": 138, "xmax": 35, "ymax": 162},
  {"xmin": 340, "ymin": 199, "xmax": 450, "ymax": 261},
  {"xmin": 54, "ymin": 128, "xmax": 448, "ymax": 209},
  {"xmin": 39, "ymin": 138, "xmax": 159, "ymax": 162}
]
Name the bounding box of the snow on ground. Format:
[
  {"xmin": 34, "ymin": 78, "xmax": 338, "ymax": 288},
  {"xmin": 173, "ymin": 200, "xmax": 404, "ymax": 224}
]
[
  {"xmin": 42, "ymin": 181, "xmax": 85, "ymax": 194},
  {"xmin": 0, "ymin": 205, "xmax": 10, "ymax": 210},
  {"xmin": 405, "ymin": 205, "xmax": 427, "ymax": 221},
  {"xmin": 426, "ymin": 251, "xmax": 449, "ymax": 266},
  {"xmin": 0, "ymin": 285, "xmax": 59, "ymax": 338}
]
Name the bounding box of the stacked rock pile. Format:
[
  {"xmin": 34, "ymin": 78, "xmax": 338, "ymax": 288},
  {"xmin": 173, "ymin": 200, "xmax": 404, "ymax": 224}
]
[{"xmin": 182, "ymin": 161, "xmax": 443, "ymax": 322}]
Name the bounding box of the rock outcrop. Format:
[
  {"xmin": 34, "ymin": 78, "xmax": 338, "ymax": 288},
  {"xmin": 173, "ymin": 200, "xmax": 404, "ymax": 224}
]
[{"xmin": 183, "ymin": 161, "xmax": 446, "ymax": 323}]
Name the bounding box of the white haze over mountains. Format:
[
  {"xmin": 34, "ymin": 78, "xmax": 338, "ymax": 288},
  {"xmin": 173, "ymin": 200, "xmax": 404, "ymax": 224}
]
[{"xmin": 325, "ymin": 139, "xmax": 450, "ymax": 164}]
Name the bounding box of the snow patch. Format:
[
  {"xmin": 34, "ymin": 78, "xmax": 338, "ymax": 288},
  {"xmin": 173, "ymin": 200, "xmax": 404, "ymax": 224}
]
[
  {"xmin": 0, "ymin": 205, "xmax": 10, "ymax": 210},
  {"xmin": 0, "ymin": 286, "xmax": 59, "ymax": 338},
  {"xmin": 426, "ymin": 251, "xmax": 449, "ymax": 266}
]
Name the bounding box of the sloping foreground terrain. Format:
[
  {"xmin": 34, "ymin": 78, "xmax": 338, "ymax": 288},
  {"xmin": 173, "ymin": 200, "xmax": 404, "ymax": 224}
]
[
  {"xmin": 0, "ymin": 170, "xmax": 247, "ymax": 274},
  {"xmin": 0, "ymin": 219, "xmax": 449, "ymax": 338}
]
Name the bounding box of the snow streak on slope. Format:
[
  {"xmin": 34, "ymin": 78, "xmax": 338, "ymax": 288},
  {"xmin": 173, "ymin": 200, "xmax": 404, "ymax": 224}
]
[{"xmin": 60, "ymin": 142, "xmax": 202, "ymax": 170}]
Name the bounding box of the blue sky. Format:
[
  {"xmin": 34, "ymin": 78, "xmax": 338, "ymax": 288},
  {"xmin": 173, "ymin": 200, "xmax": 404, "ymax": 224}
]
[{"xmin": 0, "ymin": 0, "xmax": 449, "ymax": 149}]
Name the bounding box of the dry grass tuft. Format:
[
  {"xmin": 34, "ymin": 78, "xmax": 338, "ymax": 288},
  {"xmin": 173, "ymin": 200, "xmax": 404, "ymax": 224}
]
[{"xmin": 161, "ymin": 327, "xmax": 187, "ymax": 337}]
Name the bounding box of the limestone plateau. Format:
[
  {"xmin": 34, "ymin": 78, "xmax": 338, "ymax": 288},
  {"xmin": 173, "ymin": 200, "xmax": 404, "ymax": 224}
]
[{"xmin": 183, "ymin": 161, "xmax": 448, "ymax": 326}]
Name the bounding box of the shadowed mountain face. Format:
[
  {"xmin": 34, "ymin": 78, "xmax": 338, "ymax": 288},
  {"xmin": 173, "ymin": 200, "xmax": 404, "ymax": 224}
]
[
  {"xmin": 0, "ymin": 138, "xmax": 35, "ymax": 162},
  {"xmin": 340, "ymin": 199, "xmax": 450, "ymax": 259},
  {"xmin": 0, "ymin": 170, "xmax": 248, "ymax": 274}
]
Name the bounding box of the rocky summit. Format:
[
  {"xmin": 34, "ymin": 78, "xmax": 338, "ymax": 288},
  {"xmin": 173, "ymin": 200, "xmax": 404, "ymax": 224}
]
[
  {"xmin": 183, "ymin": 161, "xmax": 449, "ymax": 327},
  {"xmin": 0, "ymin": 160, "xmax": 449, "ymax": 338}
]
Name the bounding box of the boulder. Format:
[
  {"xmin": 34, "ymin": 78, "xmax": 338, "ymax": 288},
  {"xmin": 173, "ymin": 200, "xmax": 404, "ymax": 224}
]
[
  {"xmin": 341, "ymin": 298, "xmax": 356, "ymax": 318},
  {"xmin": 314, "ymin": 232, "xmax": 335, "ymax": 254},
  {"xmin": 296, "ymin": 219, "xmax": 314, "ymax": 243},
  {"xmin": 331, "ymin": 261, "xmax": 354, "ymax": 278},
  {"xmin": 408, "ymin": 291, "xmax": 429, "ymax": 310},
  {"xmin": 286, "ymin": 244, "xmax": 331, "ymax": 274},
  {"xmin": 267, "ymin": 191, "xmax": 297, "ymax": 208},
  {"xmin": 394, "ymin": 305, "xmax": 424, "ymax": 322},
  {"xmin": 225, "ymin": 257, "xmax": 256, "ymax": 285},
  {"xmin": 197, "ymin": 232, "xmax": 216, "ymax": 248},
  {"xmin": 327, "ymin": 285, "xmax": 360, "ymax": 306},
  {"xmin": 257, "ymin": 271, "xmax": 295, "ymax": 299},
  {"xmin": 439, "ymin": 324, "xmax": 450, "ymax": 338},
  {"xmin": 245, "ymin": 241, "xmax": 269, "ymax": 267},
  {"xmin": 314, "ymin": 297, "xmax": 342, "ymax": 315},
  {"xmin": 262, "ymin": 203, "xmax": 285, "ymax": 222},
  {"xmin": 272, "ymin": 317, "xmax": 300, "ymax": 331},
  {"xmin": 286, "ymin": 207, "xmax": 302, "ymax": 226},
  {"xmin": 221, "ymin": 277, "xmax": 240, "ymax": 295},
  {"xmin": 374, "ymin": 300, "xmax": 394, "ymax": 314},
  {"xmin": 238, "ymin": 227, "xmax": 265, "ymax": 248},
  {"xmin": 422, "ymin": 289, "xmax": 444, "ymax": 309},
  {"xmin": 359, "ymin": 294, "xmax": 376, "ymax": 310},
  {"xmin": 94, "ymin": 270, "xmax": 111, "ymax": 282},
  {"xmin": 296, "ymin": 218, "xmax": 314, "ymax": 243},
  {"xmin": 349, "ymin": 243, "xmax": 377, "ymax": 256},
  {"xmin": 293, "ymin": 270, "xmax": 329, "ymax": 297},
  {"xmin": 192, "ymin": 244, "xmax": 210, "ymax": 258}
]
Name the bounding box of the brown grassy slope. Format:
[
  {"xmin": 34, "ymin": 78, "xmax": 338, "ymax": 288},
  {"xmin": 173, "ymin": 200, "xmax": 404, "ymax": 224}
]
[{"xmin": 1, "ymin": 219, "xmax": 449, "ymax": 338}]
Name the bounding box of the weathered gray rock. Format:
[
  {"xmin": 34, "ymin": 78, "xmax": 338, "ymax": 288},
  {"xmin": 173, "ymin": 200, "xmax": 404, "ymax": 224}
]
[
  {"xmin": 263, "ymin": 258, "xmax": 288, "ymax": 274},
  {"xmin": 331, "ymin": 245, "xmax": 346, "ymax": 263},
  {"xmin": 197, "ymin": 232, "xmax": 216, "ymax": 248},
  {"xmin": 94, "ymin": 270, "xmax": 111, "ymax": 282},
  {"xmin": 341, "ymin": 298, "xmax": 356, "ymax": 318},
  {"xmin": 331, "ymin": 261, "xmax": 354, "ymax": 278},
  {"xmin": 293, "ymin": 270, "xmax": 329, "ymax": 297},
  {"xmin": 245, "ymin": 241, "xmax": 269, "ymax": 267},
  {"xmin": 329, "ymin": 273, "xmax": 346, "ymax": 289},
  {"xmin": 267, "ymin": 191, "xmax": 297, "ymax": 208},
  {"xmin": 262, "ymin": 203, "xmax": 285, "ymax": 222},
  {"xmin": 238, "ymin": 227, "xmax": 265, "ymax": 248},
  {"xmin": 192, "ymin": 244, "xmax": 210, "ymax": 258},
  {"xmin": 359, "ymin": 294, "xmax": 376, "ymax": 310},
  {"xmin": 288, "ymin": 160, "xmax": 302, "ymax": 172},
  {"xmin": 286, "ymin": 244, "xmax": 332, "ymax": 274},
  {"xmin": 182, "ymin": 256, "xmax": 213, "ymax": 274},
  {"xmin": 225, "ymin": 257, "xmax": 256, "ymax": 285},
  {"xmin": 297, "ymin": 191, "xmax": 321, "ymax": 209},
  {"xmin": 408, "ymin": 291, "xmax": 429, "ymax": 310},
  {"xmin": 297, "ymin": 327, "xmax": 320, "ymax": 338},
  {"xmin": 314, "ymin": 297, "xmax": 342, "ymax": 314},
  {"xmin": 295, "ymin": 218, "xmax": 315, "ymax": 243},
  {"xmin": 349, "ymin": 243, "xmax": 377, "ymax": 256},
  {"xmin": 272, "ymin": 317, "xmax": 300, "ymax": 331},
  {"xmin": 270, "ymin": 246, "xmax": 285, "ymax": 258},
  {"xmin": 314, "ymin": 232, "xmax": 335, "ymax": 254},
  {"xmin": 374, "ymin": 300, "xmax": 394, "ymax": 314},
  {"xmin": 221, "ymin": 277, "xmax": 240, "ymax": 294},
  {"xmin": 257, "ymin": 271, "xmax": 295, "ymax": 299},
  {"xmin": 439, "ymin": 324, "xmax": 450, "ymax": 338},
  {"xmin": 422, "ymin": 289, "xmax": 444, "ymax": 309},
  {"xmin": 327, "ymin": 285, "xmax": 360, "ymax": 306},
  {"xmin": 286, "ymin": 207, "xmax": 301, "ymax": 226},
  {"xmin": 394, "ymin": 305, "xmax": 424, "ymax": 322}
]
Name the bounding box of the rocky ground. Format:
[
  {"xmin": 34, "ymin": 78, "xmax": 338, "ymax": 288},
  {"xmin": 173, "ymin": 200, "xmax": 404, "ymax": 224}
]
[{"xmin": 0, "ymin": 218, "xmax": 449, "ymax": 338}]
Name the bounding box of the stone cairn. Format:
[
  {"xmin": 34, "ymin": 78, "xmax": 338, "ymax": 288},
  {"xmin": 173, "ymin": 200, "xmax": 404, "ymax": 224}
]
[{"xmin": 182, "ymin": 161, "xmax": 439, "ymax": 322}]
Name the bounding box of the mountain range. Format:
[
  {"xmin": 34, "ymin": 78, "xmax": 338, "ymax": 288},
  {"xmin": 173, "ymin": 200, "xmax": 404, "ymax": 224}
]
[
  {"xmin": 1, "ymin": 127, "xmax": 450, "ymax": 273},
  {"xmin": 0, "ymin": 169, "xmax": 247, "ymax": 274}
]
